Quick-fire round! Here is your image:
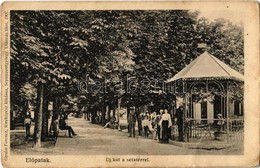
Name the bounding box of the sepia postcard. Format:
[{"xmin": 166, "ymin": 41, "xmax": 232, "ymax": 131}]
[{"xmin": 1, "ymin": 1, "xmax": 259, "ymax": 167}]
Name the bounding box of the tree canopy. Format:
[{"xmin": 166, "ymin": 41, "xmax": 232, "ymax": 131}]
[{"xmin": 10, "ymin": 10, "xmax": 244, "ymax": 113}]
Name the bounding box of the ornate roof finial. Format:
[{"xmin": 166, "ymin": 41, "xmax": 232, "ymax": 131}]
[{"xmin": 198, "ymin": 43, "xmax": 210, "ymax": 52}]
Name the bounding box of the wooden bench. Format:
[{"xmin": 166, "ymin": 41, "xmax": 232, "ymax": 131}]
[
  {"xmin": 58, "ymin": 129, "xmax": 67, "ymax": 137},
  {"xmin": 53, "ymin": 120, "xmax": 68, "ymax": 144}
]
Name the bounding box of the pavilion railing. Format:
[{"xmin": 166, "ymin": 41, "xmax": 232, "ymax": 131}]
[{"xmin": 179, "ymin": 118, "xmax": 244, "ymax": 143}]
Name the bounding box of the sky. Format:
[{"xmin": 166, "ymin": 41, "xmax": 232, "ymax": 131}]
[{"xmin": 197, "ymin": 9, "xmax": 244, "ymax": 25}]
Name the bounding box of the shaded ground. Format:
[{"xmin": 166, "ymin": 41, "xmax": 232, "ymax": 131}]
[
  {"xmin": 10, "ymin": 116, "xmax": 243, "ymax": 155},
  {"xmin": 10, "ymin": 132, "xmax": 56, "ymax": 155}
]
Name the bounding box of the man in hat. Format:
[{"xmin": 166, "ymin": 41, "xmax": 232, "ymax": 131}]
[
  {"xmin": 216, "ymin": 113, "xmax": 224, "ymax": 129},
  {"xmin": 176, "ymin": 106, "xmax": 184, "ymax": 141},
  {"xmin": 59, "ymin": 115, "xmax": 77, "ymax": 138},
  {"xmin": 24, "ymin": 114, "xmax": 32, "ymax": 138},
  {"xmin": 128, "ymin": 107, "xmax": 137, "ymax": 137}
]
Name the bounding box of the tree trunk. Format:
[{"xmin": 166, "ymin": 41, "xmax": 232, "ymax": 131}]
[
  {"xmin": 91, "ymin": 107, "xmax": 96, "ymax": 124},
  {"xmin": 126, "ymin": 105, "xmax": 130, "ymax": 119},
  {"xmin": 33, "ymin": 82, "xmax": 44, "ymax": 148},
  {"xmin": 86, "ymin": 105, "xmax": 90, "ymax": 121},
  {"xmin": 107, "ymin": 104, "xmax": 111, "ymax": 121},
  {"xmin": 112, "ymin": 106, "xmax": 116, "ymax": 117},
  {"xmin": 22, "ymin": 100, "xmax": 29, "ymax": 117},
  {"xmin": 41, "ymin": 87, "xmax": 48, "ymax": 141},
  {"xmin": 117, "ymin": 98, "xmax": 121, "ymax": 131},
  {"xmin": 136, "ymin": 107, "xmax": 142, "ymax": 136},
  {"xmin": 126, "ymin": 104, "xmax": 130, "ymax": 133},
  {"xmin": 102, "ymin": 103, "xmax": 106, "ymax": 126},
  {"xmin": 10, "ymin": 103, "xmax": 15, "ymax": 130},
  {"xmin": 53, "ymin": 96, "xmax": 59, "ymax": 120},
  {"xmin": 50, "ymin": 96, "xmax": 59, "ymax": 136}
]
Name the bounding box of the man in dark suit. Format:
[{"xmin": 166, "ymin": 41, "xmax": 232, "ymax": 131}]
[
  {"xmin": 59, "ymin": 115, "xmax": 77, "ymax": 138},
  {"xmin": 128, "ymin": 107, "xmax": 137, "ymax": 137},
  {"xmin": 176, "ymin": 106, "xmax": 184, "ymax": 141}
]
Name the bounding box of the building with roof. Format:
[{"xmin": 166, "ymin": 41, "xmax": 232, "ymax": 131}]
[{"xmin": 167, "ymin": 51, "xmax": 244, "ymax": 123}]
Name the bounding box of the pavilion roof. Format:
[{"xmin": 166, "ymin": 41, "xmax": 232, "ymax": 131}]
[{"xmin": 166, "ymin": 51, "xmax": 244, "ymax": 83}]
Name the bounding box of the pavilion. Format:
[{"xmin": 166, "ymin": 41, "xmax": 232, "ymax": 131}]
[{"xmin": 167, "ymin": 51, "xmax": 244, "ymax": 127}]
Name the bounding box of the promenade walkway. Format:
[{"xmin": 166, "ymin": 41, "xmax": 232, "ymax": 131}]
[{"xmin": 54, "ymin": 116, "xmax": 242, "ymax": 155}]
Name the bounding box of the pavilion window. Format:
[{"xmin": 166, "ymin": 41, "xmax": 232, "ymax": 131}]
[{"xmin": 234, "ymin": 100, "xmax": 243, "ymax": 116}]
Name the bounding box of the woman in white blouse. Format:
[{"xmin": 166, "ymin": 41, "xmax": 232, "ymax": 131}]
[{"xmin": 159, "ymin": 109, "xmax": 172, "ymax": 143}]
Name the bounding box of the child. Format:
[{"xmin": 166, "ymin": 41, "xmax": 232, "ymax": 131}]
[
  {"xmin": 152, "ymin": 115, "xmax": 159, "ymax": 140},
  {"xmin": 142, "ymin": 115, "xmax": 150, "ymax": 138}
]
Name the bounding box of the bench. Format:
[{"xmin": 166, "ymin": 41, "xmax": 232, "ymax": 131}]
[
  {"xmin": 53, "ymin": 120, "xmax": 68, "ymax": 144},
  {"xmin": 58, "ymin": 129, "xmax": 67, "ymax": 137}
]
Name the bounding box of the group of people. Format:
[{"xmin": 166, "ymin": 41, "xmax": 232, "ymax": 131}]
[
  {"xmin": 127, "ymin": 107, "xmax": 183, "ymax": 143},
  {"xmin": 23, "ymin": 112, "xmax": 78, "ymax": 139},
  {"xmin": 23, "ymin": 105, "xmax": 225, "ymax": 142},
  {"xmin": 66, "ymin": 107, "xmax": 182, "ymax": 142}
]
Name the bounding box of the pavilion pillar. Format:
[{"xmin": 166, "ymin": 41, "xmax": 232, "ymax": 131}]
[
  {"xmin": 183, "ymin": 82, "xmax": 187, "ymax": 120},
  {"xmin": 183, "ymin": 81, "xmax": 189, "ymax": 142},
  {"xmin": 184, "ymin": 94, "xmax": 187, "ymax": 119},
  {"xmin": 226, "ymin": 81, "xmax": 230, "ymax": 142}
]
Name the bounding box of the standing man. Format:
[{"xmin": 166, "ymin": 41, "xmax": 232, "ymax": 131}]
[
  {"xmin": 24, "ymin": 114, "xmax": 32, "ymax": 138},
  {"xmin": 176, "ymin": 106, "xmax": 184, "ymax": 141},
  {"xmin": 137, "ymin": 111, "xmax": 143, "ymax": 136},
  {"xmin": 128, "ymin": 107, "xmax": 137, "ymax": 137}
]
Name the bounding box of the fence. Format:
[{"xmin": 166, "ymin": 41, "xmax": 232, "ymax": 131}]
[{"xmin": 172, "ymin": 118, "xmax": 244, "ymax": 143}]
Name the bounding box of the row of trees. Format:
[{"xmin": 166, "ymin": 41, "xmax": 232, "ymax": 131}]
[{"xmin": 10, "ymin": 10, "xmax": 244, "ymax": 147}]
